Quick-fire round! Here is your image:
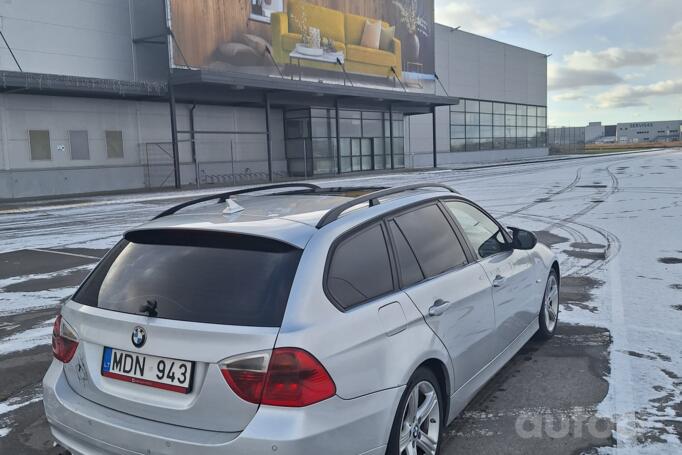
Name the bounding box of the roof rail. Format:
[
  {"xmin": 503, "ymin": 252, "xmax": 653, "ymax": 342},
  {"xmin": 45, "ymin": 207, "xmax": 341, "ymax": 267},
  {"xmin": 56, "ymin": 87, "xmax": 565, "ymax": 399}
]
[
  {"xmin": 316, "ymin": 183, "xmax": 458, "ymax": 229},
  {"xmin": 152, "ymin": 183, "xmax": 321, "ymax": 220}
]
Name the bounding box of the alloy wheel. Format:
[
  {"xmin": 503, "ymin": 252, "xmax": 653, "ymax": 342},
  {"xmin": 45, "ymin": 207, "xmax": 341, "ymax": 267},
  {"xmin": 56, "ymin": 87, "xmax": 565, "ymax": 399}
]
[
  {"xmin": 544, "ymin": 274, "xmax": 559, "ymax": 332},
  {"xmin": 398, "ymin": 380, "xmax": 440, "ymax": 455}
]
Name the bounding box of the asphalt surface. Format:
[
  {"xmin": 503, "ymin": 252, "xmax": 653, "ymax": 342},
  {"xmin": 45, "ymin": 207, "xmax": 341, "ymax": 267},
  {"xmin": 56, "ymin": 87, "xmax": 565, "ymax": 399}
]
[{"xmin": 1, "ymin": 148, "xmax": 681, "ymax": 454}]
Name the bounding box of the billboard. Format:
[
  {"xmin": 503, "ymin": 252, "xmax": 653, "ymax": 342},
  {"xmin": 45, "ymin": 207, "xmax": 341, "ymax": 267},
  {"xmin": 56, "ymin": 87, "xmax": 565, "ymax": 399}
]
[{"xmin": 167, "ymin": 0, "xmax": 435, "ymax": 92}]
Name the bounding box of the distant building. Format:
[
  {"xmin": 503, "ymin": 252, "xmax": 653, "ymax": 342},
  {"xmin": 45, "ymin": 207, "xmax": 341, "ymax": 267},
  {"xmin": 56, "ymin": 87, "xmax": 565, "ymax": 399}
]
[
  {"xmin": 581, "ymin": 121, "xmax": 618, "ymax": 144},
  {"xmin": 553, "ymin": 120, "xmax": 681, "ymax": 146},
  {"xmin": 604, "ymin": 125, "xmax": 617, "ymax": 139},
  {"xmin": 616, "ymin": 120, "xmax": 682, "ymax": 143},
  {"xmin": 585, "ymin": 122, "xmax": 606, "ymax": 143}
]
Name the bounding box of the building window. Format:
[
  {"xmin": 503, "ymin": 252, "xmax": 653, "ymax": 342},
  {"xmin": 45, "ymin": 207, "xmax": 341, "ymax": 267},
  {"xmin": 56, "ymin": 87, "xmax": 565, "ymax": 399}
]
[
  {"xmin": 69, "ymin": 130, "xmax": 90, "ymax": 160},
  {"xmin": 105, "ymin": 130, "xmax": 124, "ymax": 159},
  {"xmin": 450, "ymin": 100, "xmax": 547, "ymax": 152},
  {"xmin": 29, "ymin": 130, "xmax": 51, "ymax": 161}
]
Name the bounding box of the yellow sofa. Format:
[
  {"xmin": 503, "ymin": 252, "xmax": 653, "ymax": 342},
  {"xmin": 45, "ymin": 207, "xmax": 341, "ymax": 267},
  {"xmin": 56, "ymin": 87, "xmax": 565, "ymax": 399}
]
[{"xmin": 271, "ymin": 0, "xmax": 402, "ymax": 79}]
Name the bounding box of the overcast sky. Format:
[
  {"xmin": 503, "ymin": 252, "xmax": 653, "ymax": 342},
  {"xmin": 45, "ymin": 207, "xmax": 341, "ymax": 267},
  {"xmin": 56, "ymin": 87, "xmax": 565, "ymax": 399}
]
[{"xmin": 434, "ymin": 0, "xmax": 682, "ymax": 126}]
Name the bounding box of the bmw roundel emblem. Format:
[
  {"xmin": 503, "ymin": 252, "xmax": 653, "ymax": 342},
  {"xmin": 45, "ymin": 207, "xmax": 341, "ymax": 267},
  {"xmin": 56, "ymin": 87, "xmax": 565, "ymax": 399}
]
[{"xmin": 131, "ymin": 326, "xmax": 147, "ymax": 348}]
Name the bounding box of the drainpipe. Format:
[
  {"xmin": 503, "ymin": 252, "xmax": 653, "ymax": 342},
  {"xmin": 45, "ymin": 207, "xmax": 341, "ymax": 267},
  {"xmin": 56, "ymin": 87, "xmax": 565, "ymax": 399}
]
[
  {"xmin": 189, "ymin": 104, "xmax": 199, "ymax": 188},
  {"xmin": 432, "ymin": 105, "xmax": 438, "ymax": 168}
]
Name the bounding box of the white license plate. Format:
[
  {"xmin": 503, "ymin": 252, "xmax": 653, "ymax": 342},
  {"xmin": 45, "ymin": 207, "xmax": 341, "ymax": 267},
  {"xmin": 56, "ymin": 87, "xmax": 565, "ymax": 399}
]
[{"xmin": 101, "ymin": 347, "xmax": 194, "ymax": 394}]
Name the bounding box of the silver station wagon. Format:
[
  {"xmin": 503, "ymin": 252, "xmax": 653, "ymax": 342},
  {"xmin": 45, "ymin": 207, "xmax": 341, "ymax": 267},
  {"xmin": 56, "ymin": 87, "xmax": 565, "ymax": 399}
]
[{"xmin": 44, "ymin": 183, "xmax": 560, "ymax": 455}]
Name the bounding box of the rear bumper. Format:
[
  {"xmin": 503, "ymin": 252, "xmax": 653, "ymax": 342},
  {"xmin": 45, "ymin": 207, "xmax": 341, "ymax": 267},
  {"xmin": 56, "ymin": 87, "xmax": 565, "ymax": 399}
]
[{"xmin": 43, "ymin": 360, "xmax": 402, "ymax": 455}]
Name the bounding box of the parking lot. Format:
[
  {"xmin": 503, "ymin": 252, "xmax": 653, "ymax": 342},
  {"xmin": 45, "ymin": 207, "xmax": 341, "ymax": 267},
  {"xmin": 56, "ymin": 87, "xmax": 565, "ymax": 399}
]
[{"xmin": 1, "ymin": 149, "xmax": 681, "ymax": 454}]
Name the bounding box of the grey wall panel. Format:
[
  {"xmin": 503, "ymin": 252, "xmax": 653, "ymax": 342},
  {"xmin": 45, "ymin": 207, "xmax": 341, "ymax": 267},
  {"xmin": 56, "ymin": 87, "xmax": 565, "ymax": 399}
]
[
  {"xmin": 0, "ymin": 172, "xmax": 11, "ymax": 199},
  {"xmin": 3, "ymin": 166, "xmax": 146, "ymax": 199},
  {"xmin": 3, "ymin": 95, "xmax": 142, "ymax": 170},
  {"xmin": 131, "ymin": 0, "xmax": 168, "ymax": 81},
  {"xmin": 0, "ymin": 0, "xmax": 135, "ymax": 80},
  {"xmin": 478, "ymin": 39, "xmax": 506, "ymax": 102},
  {"xmin": 0, "ymin": 101, "xmax": 6, "ymax": 171},
  {"xmin": 0, "ymin": 93, "xmax": 290, "ymax": 198},
  {"xmin": 436, "ymin": 24, "xmax": 547, "ymax": 105}
]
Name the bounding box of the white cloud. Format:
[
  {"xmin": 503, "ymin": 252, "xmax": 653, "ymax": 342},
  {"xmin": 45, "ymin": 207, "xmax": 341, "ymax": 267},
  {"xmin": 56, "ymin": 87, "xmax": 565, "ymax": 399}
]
[
  {"xmin": 548, "ymin": 64, "xmax": 623, "ymax": 90},
  {"xmin": 624, "ymin": 72, "xmax": 646, "ymax": 81},
  {"xmin": 522, "ymin": 0, "xmax": 642, "ymax": 36},
  {"xmin": 595, "ymin": 79, "xmax": 682, "ymax": 108},
  {"xmin": 435, "ymin": 2, "xmax": 509, "ymax": 36},
  {"xmin": 553, "ymin": 92, "xmax": 585, "ymax": 102},
  {"xmin": 549, "ymin": 47, "xmax": 658, "ymax": 92},
  {"xmin": 664, "ymin": 21, "xmax": 682, "ymax": 63},
  {"xmin": 564, "ymin": 48, "xmax": 658, "ymax": 70},
  {"xmin": 527, "ymin": 18, "xmax": 567, "ymax": 36}
]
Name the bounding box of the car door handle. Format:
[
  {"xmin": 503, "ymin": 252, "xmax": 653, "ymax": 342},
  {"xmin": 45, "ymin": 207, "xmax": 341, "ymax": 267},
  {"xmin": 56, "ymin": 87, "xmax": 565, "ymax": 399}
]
[
  {"xmin": 493, "ymin": 275, "xmax": 506, "ymax": 288},
  {"xmin": 428, "ymin": 299, "xmax": 453, "ymax": 317}
]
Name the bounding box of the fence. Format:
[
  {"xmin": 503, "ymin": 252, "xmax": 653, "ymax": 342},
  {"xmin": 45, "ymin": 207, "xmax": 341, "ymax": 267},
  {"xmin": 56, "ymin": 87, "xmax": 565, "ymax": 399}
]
[
  {"xmin": 143, "ymin": 134, "xmax": 287, "ymax": 190},
  {"xmin": 143, "ymin": 142, "xmax": 181, "ymax": 189},
  {"xmin": 547, "ymin": 127, "xmax": 586, "ymax": 154}
]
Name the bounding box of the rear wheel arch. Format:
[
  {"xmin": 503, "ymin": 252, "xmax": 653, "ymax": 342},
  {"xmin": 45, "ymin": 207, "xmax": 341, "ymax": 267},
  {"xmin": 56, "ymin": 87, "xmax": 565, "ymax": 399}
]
[{"xmin": 418, "ymin": 358, "xmax": 451, "ymax": 421}]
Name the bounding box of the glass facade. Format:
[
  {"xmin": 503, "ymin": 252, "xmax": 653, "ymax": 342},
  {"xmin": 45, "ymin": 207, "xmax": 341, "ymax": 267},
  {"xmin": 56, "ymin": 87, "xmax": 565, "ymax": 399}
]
[
  {"xmin": 450, "ymin": 99, "xmax": 547, "ymax": 152},
  {"xmin": 285, "ymin": 108, "xmax": 404, "ymax": 177}
]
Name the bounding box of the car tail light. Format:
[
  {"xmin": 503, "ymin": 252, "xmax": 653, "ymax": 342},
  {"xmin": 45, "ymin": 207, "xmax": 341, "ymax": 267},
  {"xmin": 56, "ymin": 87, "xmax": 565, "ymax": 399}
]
[
  {"xmin": 219, "ymin": 353, "xmax": 270, "ymax": 404},
  {"xmin": 220, "ymin": 348, "xmax": 336, "ymax": 407},
  {"xmin": 52, "ymin": 315, "xmax": 79, "ymax": 363}
]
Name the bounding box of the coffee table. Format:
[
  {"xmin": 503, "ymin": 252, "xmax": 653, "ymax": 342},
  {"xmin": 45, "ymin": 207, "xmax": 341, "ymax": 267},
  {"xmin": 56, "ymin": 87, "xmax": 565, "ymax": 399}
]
[{"xmin": 288, "ymin": 49, "xmax": 351, "ymax": 85}]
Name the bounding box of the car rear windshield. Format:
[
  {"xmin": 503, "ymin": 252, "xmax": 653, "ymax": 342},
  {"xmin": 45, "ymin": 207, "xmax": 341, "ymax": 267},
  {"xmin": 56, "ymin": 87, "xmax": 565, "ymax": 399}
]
[{"xmin": 72, "ymin": 230, "xmax": 302, "ymax": 327}]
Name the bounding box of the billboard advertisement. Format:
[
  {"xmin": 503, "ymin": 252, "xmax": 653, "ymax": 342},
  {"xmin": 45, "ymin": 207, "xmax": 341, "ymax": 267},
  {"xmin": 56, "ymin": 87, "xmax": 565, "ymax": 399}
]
[{"xmin": 167, "ymin": 0, "xmax": 435, "ymax": 92}]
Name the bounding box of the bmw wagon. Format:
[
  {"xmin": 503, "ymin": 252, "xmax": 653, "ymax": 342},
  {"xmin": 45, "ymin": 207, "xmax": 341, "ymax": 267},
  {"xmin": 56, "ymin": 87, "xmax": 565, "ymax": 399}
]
[{"xmin": 43, "ymin": 183, "xmax": 560, "ymax": 455}]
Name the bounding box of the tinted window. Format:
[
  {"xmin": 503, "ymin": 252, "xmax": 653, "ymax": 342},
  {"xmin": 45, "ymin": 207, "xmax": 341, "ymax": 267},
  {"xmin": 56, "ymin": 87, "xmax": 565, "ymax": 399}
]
[
  {"xmin": 73, "ymin": 230, "xmax": 302, "ymax": 327},
  {"xmin": 445, "ymin": 201, "xmax": 508, "ymax": 259},
  {"xmin": 393, "ymin": 205, "xmax": 467, "ymax": 278},
  {"xmin": 388, "ymin": 220, "xmax": 424, "ymax": 287},
  {"xmin": 327, "ymin": 224, "xmax": 394, "ymax": 309}
]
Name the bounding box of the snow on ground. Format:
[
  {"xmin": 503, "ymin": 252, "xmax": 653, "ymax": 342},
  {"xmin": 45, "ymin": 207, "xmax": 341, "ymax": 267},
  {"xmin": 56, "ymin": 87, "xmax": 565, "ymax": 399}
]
[
  {"xmin": 0, "ymin": 392, "xmax": 43, "ymax": 417},
  {"xmin": 0, "ymin": 267, "xmax": 88, "ymax": 317},
  {"xmin": 0, "ymin": 149, "xmax": 681, "ymax": 451},
  {"xmin": 0, "ymin": 386, "xmax": 43, "ymax": 439},
  {"xmin": 0, "ymin": 288, "xmax": 74, "ymax": 318},
  {"xmin": 0, "ymin": 318, "xmax": 55, "ymax": 356}
]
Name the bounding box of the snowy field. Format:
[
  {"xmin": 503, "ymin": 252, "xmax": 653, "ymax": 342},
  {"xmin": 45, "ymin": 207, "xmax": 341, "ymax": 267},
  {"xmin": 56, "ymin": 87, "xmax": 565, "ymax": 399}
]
[{"xmin": 0, "ymin": 148, "xmax": 681, "ymax": 454}]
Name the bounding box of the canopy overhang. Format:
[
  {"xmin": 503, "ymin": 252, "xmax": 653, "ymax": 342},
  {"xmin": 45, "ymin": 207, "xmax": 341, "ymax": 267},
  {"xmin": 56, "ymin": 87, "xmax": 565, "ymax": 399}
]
[{"xmin": 170, "ymin": 69, "xmax": 459, "ymax": 115}]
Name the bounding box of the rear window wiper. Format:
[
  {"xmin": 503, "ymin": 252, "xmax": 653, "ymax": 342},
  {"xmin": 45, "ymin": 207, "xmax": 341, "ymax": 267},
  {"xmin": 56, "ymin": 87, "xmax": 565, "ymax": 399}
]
[{"xmin": 139, "ymin": 300, "xmax": 158, "ymax": 317}]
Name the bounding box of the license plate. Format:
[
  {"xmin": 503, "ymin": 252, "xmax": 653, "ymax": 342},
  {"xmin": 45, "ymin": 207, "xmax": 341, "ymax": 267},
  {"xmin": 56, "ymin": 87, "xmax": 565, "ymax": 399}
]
[{"xmin": 101, "ymin": 347, "xmax": 194, "ymax": 394}]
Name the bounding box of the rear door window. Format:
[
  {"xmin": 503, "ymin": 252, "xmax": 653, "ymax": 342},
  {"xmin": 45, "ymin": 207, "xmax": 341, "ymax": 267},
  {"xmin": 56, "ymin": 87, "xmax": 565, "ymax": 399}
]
[
  {"xmin": 392, "ymin": 204, "xmax": 467, "ymax": 278},
  {"xmin": 326, "ymin": 223, "xmax": 394, "ymax": 309},
  {"xmin": 72, "ymin": 230, "xmax": 302, "ymax": 327}
]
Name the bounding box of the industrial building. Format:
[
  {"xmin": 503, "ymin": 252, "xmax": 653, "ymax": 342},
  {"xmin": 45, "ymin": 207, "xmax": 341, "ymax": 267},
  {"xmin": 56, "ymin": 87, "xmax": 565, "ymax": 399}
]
[
  {"xmin": 616, "ymin": 120, "xmax": 682, "ymax": 143},
  {"xmin": 0, "ymin": 0, "xmax": 548, "ymax": 200},
  {"xmin": 549, "ymin": 120, "xmax": 682, "ymax": 150},
  {"xmin": 586, "ymin": 122, "xmax": 617, "ymax": 144}
]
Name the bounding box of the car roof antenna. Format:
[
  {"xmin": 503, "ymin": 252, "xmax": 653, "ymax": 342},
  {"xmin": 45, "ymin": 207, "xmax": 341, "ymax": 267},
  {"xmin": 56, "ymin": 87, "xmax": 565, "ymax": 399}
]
[{"xmin": 222, "ymin": 199, "xmax": 245, "ymax": 215}]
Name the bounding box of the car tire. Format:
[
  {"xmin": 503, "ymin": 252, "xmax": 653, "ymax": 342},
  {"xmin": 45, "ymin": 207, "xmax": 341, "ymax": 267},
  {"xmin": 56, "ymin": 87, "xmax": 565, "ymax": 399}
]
[
  {"xmin": 537, "ymin": 269, "xmax": 560, "ymax": 339},
  {"xmin": 386, "ymin": 367, "xmax": 444, "ymax": 455}
]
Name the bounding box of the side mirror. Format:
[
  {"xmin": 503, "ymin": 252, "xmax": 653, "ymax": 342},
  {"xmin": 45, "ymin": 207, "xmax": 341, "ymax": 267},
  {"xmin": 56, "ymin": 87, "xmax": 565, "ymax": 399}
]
[{"xmin": 508, "ymin": 227, "xmax": 537, "ymax": 250}]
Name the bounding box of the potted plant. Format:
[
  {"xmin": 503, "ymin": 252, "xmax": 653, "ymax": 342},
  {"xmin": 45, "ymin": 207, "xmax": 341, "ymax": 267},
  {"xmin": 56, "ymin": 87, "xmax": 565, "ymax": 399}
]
[{"xmin": 392, "ymin": 0, "xmax": 430, "ymax": 62}]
